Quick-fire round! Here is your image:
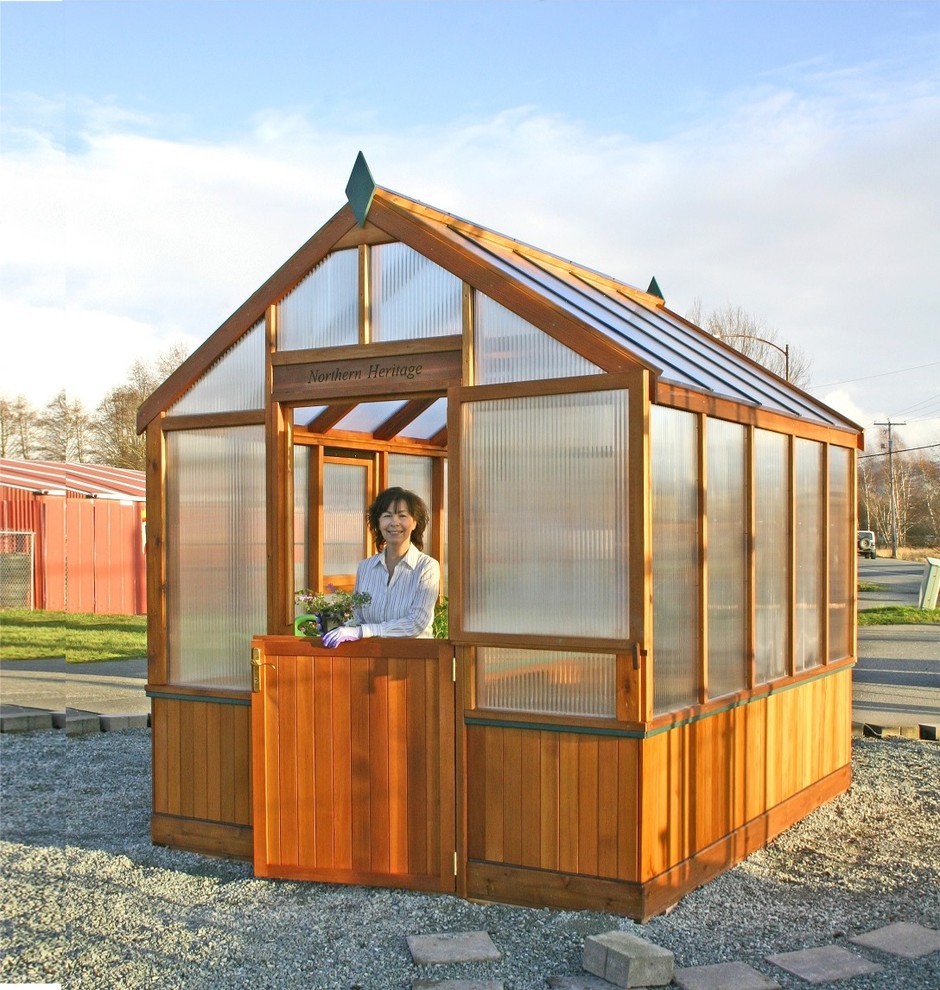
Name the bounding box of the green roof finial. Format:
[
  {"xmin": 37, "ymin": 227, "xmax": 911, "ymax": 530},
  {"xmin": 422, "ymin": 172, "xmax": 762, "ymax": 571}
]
[
  {"xmin": 346, "ymin": 152, "xmax": 376, "ymax": 227},
  {"xmin": 647, "ymin": 276, "xmax": 664, "ymax": 301}
]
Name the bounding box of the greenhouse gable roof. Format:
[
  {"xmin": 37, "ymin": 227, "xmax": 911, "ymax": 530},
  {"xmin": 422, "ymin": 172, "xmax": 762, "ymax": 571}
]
[{"xmin": 138, "ymin": 156, "xmax": 860, "ymax": 436}]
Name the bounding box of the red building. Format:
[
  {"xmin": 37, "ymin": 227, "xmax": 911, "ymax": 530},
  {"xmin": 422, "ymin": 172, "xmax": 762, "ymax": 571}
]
[{"xmin": 0, "ymin": 458, "xmax": 146, "ymax": 615}]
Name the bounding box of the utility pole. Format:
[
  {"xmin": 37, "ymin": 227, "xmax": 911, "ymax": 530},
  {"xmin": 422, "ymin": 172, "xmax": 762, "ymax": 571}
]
[{"xmin": 874, "ymin": 419, "xmax": 906, "ymax": 558}]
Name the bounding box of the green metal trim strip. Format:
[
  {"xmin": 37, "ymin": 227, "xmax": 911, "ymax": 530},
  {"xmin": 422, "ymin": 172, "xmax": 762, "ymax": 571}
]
[
  {"xmin": 464, "ymin": 717, "xmax": 647, "ymax": 738},
  {"xmin": 465, "ymin": 663, "xmax": 853, "ymax": 739},
  {"xmin": 146, "ymin": 691, "xmax": 250, "ymax": 707}
]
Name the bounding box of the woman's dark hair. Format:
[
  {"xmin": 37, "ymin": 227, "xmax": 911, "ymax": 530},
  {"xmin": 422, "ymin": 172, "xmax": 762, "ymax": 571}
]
[{"xmin": 368, "ymin": 487, "xmax": 429, "ymax": 551}]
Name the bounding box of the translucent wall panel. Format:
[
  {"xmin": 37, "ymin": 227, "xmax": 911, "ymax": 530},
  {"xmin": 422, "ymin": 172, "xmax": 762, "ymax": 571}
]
[
  {"xmin": 477, "ymin": 648, "xmax": 616, "ymax": 718},
  {"xmin": 651, "ymin": 406, "xmax": 700, "ymax": 714},
  {"xmin": 706, "ymin": 418, "xmax": 748, "ymax": 698},
  {"xmin": 828, "ymin": 447, "xmax": 855, "ymax": 660},
  {"xmin": 462, "ymin": 389, "xmax": 629, "ymax": 639},
  {"xmin": 278, "ymin": 249, "xmax": 358, "ymax": 350},
  {"xmin": 388, "ymin": 454, "xmax": 434, "ymax": 555},
  {"xmin": 166, "ymin": 427, "xmax": 266, "ymax": 689},
  {"xmin": 170, "ymin": 320, "xmax": 265, "ymax": 415},
  {"xmin": 754, "ymin": 430, "xmax": 789, "ymax": 683},
  {"xmin": 371, "ymin": 242, "xmax": 462, "ymax": 341},
  {"xmin": 475, "ymin": 294, "xmax": 603, "ymax": 384},
  {"xmin": 293, "ymin": 445, "xmax": 310, "ymax": 594},
  {"xmin": 828, "ymin": 445, "xmax": 853, "ymax": 661},
  {"xmin": 323, "ymin": 462, "xmax": 368, "ymax": 574},
  {"xmin": 795, "ymin": 438, "xmax": 824, "ymax": 670}
]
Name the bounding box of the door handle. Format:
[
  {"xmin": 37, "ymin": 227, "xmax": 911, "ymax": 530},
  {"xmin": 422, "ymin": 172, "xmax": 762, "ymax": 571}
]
[{"xmin": 250, "ymin": 648, "xmax": 274, "ymax": 692}]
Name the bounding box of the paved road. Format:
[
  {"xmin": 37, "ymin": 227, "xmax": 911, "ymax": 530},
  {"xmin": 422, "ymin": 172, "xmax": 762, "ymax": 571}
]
[
  {"xmin": 0, "ymin": 656, "xmax": 150, "ymax": 717},
  {"xmin": 856, "ymin": 557, "xmax": 939, "ymax": 729},
  {"xmin": 857, "ymin": 556, "xmax": 931, "ymax": 609}
]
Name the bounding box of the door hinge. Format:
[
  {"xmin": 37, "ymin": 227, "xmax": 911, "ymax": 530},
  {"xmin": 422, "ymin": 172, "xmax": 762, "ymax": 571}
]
[
  {"xmin": 452, "ymin": 655, "xmax": 457, "ymax": 683},
  {"xmin": 454, "ymin": 851, "xmax": 458, "ymax": 876},
  {"xmin": 631, "ymin": 642, "xmax": 648, "ymax": 670}
]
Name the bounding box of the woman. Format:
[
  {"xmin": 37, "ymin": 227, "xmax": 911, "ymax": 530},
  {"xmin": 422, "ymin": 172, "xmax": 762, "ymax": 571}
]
[{"xmin": 322, "ymin": 487, "xmax": 440, "ymax": 646}]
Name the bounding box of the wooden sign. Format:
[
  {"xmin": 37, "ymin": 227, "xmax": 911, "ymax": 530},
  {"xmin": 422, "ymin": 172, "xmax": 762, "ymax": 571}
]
[{"xmin": 272, "ymin": 341, "xmax": 462, "ymax": 403}]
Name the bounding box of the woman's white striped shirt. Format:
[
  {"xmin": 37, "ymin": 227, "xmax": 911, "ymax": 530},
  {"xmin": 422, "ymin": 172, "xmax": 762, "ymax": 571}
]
[{"xmin": 351, "ymin": 545, "xmax": 440, "ymax": 639}]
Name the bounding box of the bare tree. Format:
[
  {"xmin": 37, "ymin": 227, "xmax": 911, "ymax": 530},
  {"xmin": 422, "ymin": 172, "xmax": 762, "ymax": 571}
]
[
  {"xmin": 37, "ymin": 391, "xmax": 91, "ymax": 462},
  {"xmin": 91, "ymin": 384, "xmax": 148, "ymax": 469},
  {"xmin": 0, "ymin": 395, "xmax": 40, "ymax": 459},
  {"xmin": 907, "ymin": 448, "xmax": 940, "ymax": 548},
  {"xmin": 858, "ymin": 428, "xmax": 940, "ymax": 552},
  {"xmin": 89, "ymin": 343, "xmax": 191, "ymax": 469},
  {"xmin": 1, "ymin": 345, "xmax": 191, "ymax": 469},
  {"xmin": 687, "ymin": 300, "xmax": 812, "ymax": 387}
]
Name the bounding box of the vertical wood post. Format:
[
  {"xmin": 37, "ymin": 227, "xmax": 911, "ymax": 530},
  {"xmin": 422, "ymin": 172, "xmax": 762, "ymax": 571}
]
[
  {"xmin": 266, "ymin": 304, "xmax": 293, "ymax": 633},
  {"xmin": 146, "ymin": 416, "xmax": 168, "ymax": 686}
]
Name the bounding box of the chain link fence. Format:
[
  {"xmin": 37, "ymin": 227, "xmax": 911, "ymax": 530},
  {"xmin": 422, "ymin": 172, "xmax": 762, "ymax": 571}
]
[{"xmin": 0, "ymin": 530, "xmax": 35, "ymax": 609}]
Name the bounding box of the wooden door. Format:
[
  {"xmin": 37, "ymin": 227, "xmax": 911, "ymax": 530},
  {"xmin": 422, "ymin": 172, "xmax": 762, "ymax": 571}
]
[{"xmin": 251, "ymin": 636, "xmax": 456, "ymax": 893}]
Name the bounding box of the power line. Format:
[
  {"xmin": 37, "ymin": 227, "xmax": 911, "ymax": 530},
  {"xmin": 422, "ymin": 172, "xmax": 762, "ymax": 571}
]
[
  {"xmin": 895, "ymin": 392, "xmax": 940, "ymax": 417},
  {"xmin": 859, "ymin": 441, "xmax": 940, "ymax": 459},
  {"xmin": 808, "ymin": 359, "xmax": 940, "ymax": 389}
]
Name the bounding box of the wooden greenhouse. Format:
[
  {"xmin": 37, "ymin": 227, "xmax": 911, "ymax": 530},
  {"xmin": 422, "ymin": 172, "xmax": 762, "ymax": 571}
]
[{"xmin": 138, "ymin": 155, "xmax": 861, "ymax": 920}]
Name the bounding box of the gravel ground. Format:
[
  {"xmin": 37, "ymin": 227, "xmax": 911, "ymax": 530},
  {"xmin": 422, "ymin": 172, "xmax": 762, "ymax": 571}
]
[{"xmin": 0, "ymin": 729, "xmax": 937, "ymax": 989}]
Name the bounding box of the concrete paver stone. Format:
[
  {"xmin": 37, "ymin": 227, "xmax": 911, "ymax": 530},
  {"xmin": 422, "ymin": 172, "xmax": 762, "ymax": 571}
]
[
  {"xmin": 66, "ymin": 711, "xmax": 102, "ymax": 736},
  {"xmin": 849, "ymin": 921, "xmax": 940, "ymax": 959},
  {"xmin": 407, "ymin": 931, "xmax": 501, "ymax": 965},
  {"xmin": 582, "ymin": 931, "xmax": 674, "ymax": 988},
  {"xmin": 0, "ymin": 709, "xmax": 53, "ymax": 733},
  {"xmin": 673, "ymin": 960, "xmax": 780, "ymax": 989},
  {"xmin": 412, "ymin": 981, "xmax": 503, "ymax": 990},
  {"xmin": 99, "ymin": 713, "xmax": 150, "ymax": 732},
  {"xmin": 765, "ymin": 946, "xmax": 883, "ymax": 984}
]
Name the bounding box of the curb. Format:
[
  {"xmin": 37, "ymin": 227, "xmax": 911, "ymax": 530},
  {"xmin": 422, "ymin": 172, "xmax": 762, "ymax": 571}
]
[
  {"xmin": 852, "ymin": 721, "xmax": 939, "ymax": 741},
  {"xmin": 0, "ymin": 707, "xmax": 151, "ymax": 736}
]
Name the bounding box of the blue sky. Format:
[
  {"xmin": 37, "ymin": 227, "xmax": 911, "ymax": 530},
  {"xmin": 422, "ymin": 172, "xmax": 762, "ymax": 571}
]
[{"xmin": 2, "ymin": 0, "xmax": 939, "ymax": 447}]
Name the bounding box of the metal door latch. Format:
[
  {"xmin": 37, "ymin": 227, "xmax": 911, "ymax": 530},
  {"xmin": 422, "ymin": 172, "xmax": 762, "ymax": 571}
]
[{"xmin": 250, "ymin": 648, "xmax": 274, "ymax": 692}]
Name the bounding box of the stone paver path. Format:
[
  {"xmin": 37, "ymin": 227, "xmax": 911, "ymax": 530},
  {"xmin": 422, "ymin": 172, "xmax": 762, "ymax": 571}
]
[
  {"xmin": 674, "ymin": 960, "xmax": 780, "ymax": 989},
  {"xmin": 765, "ymin": 945, "xmax": 884, "ymax": 984},
  {"xmin": 850, "ymin": 920, "xmax": 940, "ymax": 959}
]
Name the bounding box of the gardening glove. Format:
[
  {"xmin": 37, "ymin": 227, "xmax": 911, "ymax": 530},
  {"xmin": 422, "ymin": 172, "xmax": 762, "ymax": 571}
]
[{"xmin": 322, "ymin": 626, "xmax": 361, "ymax": 648}]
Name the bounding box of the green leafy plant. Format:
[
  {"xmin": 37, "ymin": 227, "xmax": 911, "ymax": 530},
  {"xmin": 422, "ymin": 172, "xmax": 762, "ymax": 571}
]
[
  {"xmin": 294, "ymin": 586, "xmax": 371, "ymax": 636},
  {"xmin": 433, "ymin": 597, "xmax": 448, "ymax": 639}
]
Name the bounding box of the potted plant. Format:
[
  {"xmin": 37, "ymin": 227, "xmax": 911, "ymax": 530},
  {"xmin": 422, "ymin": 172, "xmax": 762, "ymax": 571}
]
[{"xmin": 294, "ymin": 586, "xmax": 372, "ymax": 637}]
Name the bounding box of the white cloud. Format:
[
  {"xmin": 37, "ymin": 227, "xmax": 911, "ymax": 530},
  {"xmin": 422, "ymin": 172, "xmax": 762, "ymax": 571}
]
[{"xmin": 1, "ymin": 72, "xmax": 938, "ymax": 447}]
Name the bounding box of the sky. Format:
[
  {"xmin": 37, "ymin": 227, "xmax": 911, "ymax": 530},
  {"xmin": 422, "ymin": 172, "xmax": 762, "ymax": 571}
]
[{"xmin": 1, "ymin": 0, "xmax": 938, "ymax": 452}]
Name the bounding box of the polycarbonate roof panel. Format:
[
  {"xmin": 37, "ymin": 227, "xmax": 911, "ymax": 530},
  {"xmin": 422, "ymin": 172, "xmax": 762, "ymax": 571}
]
[
  {"xmin": 444, "ymin": 228, "xmax": 851, "ymax": 429},
  {"xmin": 399, "ymin": 397, "xmax": 447, "ymax": 439},
  {"xmin": 334, "ymin": 400, "xmax": 408, "ymax": 433},
  {"xmin": 293, "ymin": 405, "xmax": 329, "ymax": 428}
]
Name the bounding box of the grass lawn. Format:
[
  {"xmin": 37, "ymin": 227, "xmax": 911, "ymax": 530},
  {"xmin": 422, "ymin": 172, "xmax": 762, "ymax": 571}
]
[
  {"xmin": 857, "ymin": 580, "xmax": 939, "ymax": 623},
  {"xmin": 0, "ymin": 610, "xmax": 147, "ymax": 664},
  {"xmin": 858, "ymin": 605, "xmax": 940, "ymax": 626}
]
